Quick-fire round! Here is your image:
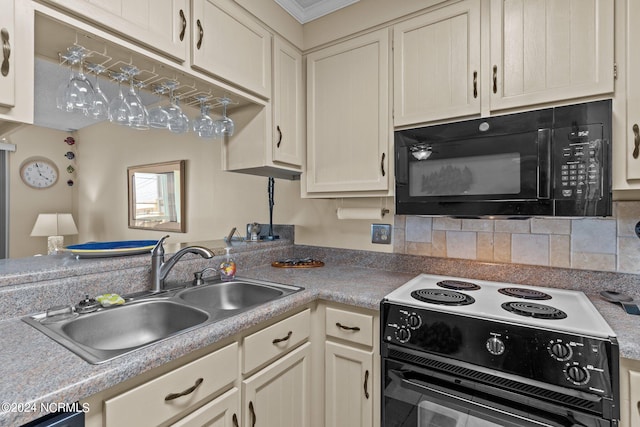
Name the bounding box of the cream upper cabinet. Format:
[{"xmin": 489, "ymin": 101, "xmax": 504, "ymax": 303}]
[
  {"xmin": 242, "ymin": 343, "xmax": 312, "ymax": 427},
  {"xmin": 305, "ymin": 28, "xmax": 391, "ymax": 196},
  {"xmin": 0, "ymin": 0, "xmax": 33, "ymax": 132},
  {"xmin": 39, "ymin": 0, "xmax": 189, "ymax": 62},
  {"xmin": 619, "ymin": 0, "xmax": 640, "ymax": 187},
  {"xmin": 489, "ymin": 0, "xmax": 614, "ymax": 112},
  {"xmin": 393, "ymin": 0, "xmax": 481, "ymax": 127},
  {"xmin": 191, "ymin": 0, "xmax": 272, "ymax": 98},
  {"xmin": 272, "ymin": 36, "xmax": 304, "ymax": 168},
  {"xmin": 0, "ymin": 0, "xmax": 15, "ymax": 110}
]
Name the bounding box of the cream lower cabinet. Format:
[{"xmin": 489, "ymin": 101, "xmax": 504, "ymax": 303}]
[
  {"xmin": 325, "ymin": 342, "xmax": 373, "ymax": 427},
  {"xmin": 242, "ymin": 343, "xmax": 312, "ymax": 427},
  {"xmin": 324, "ymin": 304, "xmax": 378, "ymax": 427},
  {"xmin": 99, "ymin": 343, "xmax": 239, "ymax": 427},
  {"xmin": 619, "ymin": 357, "xmax": 639, "ymax": 427},
  {"xmin": 38, "ymin": 0, "xmax": 188, "ymax": 62},
  {"xmin": 304, "ymin": 28, "xmax": 391, "ymax": 197},
  {"xmin": 489, "ymin": 0, "xmax": 613, "ymax": 112},
  {"xmin": 171, "ymin": 387, "xmax": 240, "ymax": 427}
]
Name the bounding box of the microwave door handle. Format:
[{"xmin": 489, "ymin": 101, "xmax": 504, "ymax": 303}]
[{"xmin": 537, "ymin": 129, "xmax": 552, "ymax": 199}]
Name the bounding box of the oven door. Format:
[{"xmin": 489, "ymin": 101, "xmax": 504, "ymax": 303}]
[{"xmin": 383, "ymin": 358, "xmax": 614, "ymax": 427}]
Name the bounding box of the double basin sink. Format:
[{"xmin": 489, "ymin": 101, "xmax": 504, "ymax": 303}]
[{"xmin": 23, "ymin": 278, "xmax": 302, "ymax": 364}]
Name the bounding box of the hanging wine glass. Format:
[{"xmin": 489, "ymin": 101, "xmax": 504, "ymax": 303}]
[
  {"xmin": 148, "ymin": 84, "xmax": 170, "ymax": 129},
  {"xmin": 161, "ymin": 81, "xmax": 188, "ymax": 134},
  {"xmin": 56, "ymin": 52, "xmax": 79, "ymax": 112},
  {"xmin": 86, "ymin": 63, "xmax": 109, "ymax": 120},
  {"xmin": 192, "ymin": 95, "xmax": 219, "ymax": 139},
  {"xmin": 121, "ymin": 65, "xmax": 149, "ymax": 130},
  {"xmin": 167, "ymin": 95, "xmax": 189, "ymax": 134},
  {"xmin": 108, "ymin": 72, "xmax": 130, "ymax": 126},
  {"xmin": 216, "ymin": 97, "xmax": 235, "ymax": 136},
  {"xmin": 63, "ymin": 46, "xmax": 95, "ymax": 114}
]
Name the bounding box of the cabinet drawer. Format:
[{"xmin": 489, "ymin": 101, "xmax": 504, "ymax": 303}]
[
  {"xmin": 104, "ymin": 343, "xmax": 238, "ymax": 426},
  {"xmin": 326, "ymin": 306, "xmax": 373, "ymax": 347},
  {"xmin": 243, "ymin": 309, "xmax": 310, "ymax": 373}
]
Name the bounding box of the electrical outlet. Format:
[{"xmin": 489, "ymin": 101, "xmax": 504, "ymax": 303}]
[{"xmin": 371, "ymin": 224, "xmax": 392, "ymax": 244}]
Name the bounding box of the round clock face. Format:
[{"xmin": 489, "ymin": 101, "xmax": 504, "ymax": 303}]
[{"xmin": 20, "ymin": 157, "xmax": 59, "ymax": 189}]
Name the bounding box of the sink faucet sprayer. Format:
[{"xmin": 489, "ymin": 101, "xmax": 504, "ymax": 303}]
[{"xmin": 151, "ymin": 235, "xmax": 215, "ymax": 293}]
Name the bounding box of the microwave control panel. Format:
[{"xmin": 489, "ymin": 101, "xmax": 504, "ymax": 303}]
[{"xmin": 553, "ymin": 124, "xmax": 604, "ymax": 201}]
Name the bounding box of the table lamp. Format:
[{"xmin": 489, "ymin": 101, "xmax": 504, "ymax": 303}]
[{"xmin": 30, "ymin": 213, "xmax": 78, "ymax": 254}]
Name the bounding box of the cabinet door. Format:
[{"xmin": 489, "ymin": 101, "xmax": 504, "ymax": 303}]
[
  {"xmin": 171, "ymin": 387, "xmax": 240, "ymax": 427},
  {"xmin": 242, "ymin": 342, "xmax": 311, "ymax": 427},
  {"xmin": 40, "ymin": 0, "xmax": 188, "ymax": 61},
  {"xmin": 626, "ymin": 0, "xmax": 640, "ymax": 181},
  {"xmin": 490, "ymin": 0, "xmax": 614, "ymax": 111},
  {"xmin": 192, "ymin": 0, "xmax": 272, "ymax": 98},
  {"xmin": 393, "ymin": 0, "xmax": 480, "ymax": 126},
  {"xmin": 306, "ymin": 28, "xmax": 390, "ymax": 194},
  {"xmin": 0, "ymin": 0, "xmax": 15, "ymax": 109},
  {"xmin": 273, "ymin": 37, "xmax": 304, "ymax": 168},
  {"xmin": 325, "ymin": 341, "xmax": 373, "ymax": 427}
]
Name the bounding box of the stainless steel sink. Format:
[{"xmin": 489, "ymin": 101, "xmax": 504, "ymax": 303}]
[
  {"xmin": 23, "ymin": 277, "xmax": 302, "ymax": 364},
  {"xmin": 62, "ymin": 301, "xmax": 209, "ymax": 351},
  {"xmin": 177, "ymin": 280, "xmax": 293, "ymax": 311}
]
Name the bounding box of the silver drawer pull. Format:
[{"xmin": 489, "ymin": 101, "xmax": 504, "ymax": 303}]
[
  {"xmin": 336, "ymin": 322, "xmax": 360, "ymax": 331},
  {"xmin": 164, "ymin": 378, "xmax": 203, "ymax": 401}
]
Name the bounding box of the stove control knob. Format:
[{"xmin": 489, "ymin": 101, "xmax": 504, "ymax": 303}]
[
  {"xmin": 549, "ymin": 342, "xmax": 573, "ymax": 361},
  {"xmin": 486, "ymin": 336, "xmax": 505, "ymax": 356},
  {"xmin": 395, "ymin": 327, "xmax": 411, "ymax": 343},
  {"xmin": 407, "ymin": 313, "xmax": 422, "ymax": 330},
  {"xmin": 566, "ymin": 365, "xmax": 590, "ymax": 385}
]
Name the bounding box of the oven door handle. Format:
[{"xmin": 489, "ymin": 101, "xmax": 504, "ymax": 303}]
[{"xmin": 389, "ymin": 370, "xmax": 575, "ymax": 427}]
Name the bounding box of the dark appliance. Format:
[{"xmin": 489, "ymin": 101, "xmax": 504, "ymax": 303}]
[
  {"xmin": 395, "ymin": 100, "xmax": 612, "ymax": 217},
  {"xmin": 381, "ymin": 274, "xmax": 619, "ymax": 426}
]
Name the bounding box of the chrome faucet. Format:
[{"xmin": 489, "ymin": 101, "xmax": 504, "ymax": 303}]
[{"xmin": 151, "ymin": 235, "xmax": 215, "ymax": 293}]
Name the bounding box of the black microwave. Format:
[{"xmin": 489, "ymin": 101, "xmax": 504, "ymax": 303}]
[{"xmin": 395, "ymin": 100, "xmax": 612, "ymax": 217}]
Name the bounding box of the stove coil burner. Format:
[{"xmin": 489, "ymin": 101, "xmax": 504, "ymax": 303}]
[
  {"xmin": 411, "ymin": 289, "xmax": 475, "ymax": 306},
  {"xmin": 437, "ymin": 280, "xmax": 481, "ymax": 291},
  {"xmin": 498, "ymin": 287, "xmax": 551, "ymax": 300},
  {"xmin": 501, "ymin": 301, "xmax": 567, "ymax": 319}
]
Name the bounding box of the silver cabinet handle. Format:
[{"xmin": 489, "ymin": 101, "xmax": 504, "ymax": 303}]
[{"xmin": 1, "ymin": 28, "xmax": 10, "ymax": 77}]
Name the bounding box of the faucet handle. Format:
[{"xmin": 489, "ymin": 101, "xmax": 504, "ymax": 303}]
[{"xmin": 152, "ymin": 235, "xmax": 170, "ymax": 257}]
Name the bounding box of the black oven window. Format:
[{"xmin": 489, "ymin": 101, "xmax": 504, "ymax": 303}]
[{"xmin": 408, "ymin": 152, "xmax": 522, "ymax": 197}]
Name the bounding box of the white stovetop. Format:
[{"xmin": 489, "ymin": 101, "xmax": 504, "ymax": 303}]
[{"xmin": 384, "ymin": 274, "xmax": 616, "ymax": 339}]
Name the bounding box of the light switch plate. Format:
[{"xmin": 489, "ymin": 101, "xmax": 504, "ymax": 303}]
[{"xmin": 371, "ymin": 224, "xmax": 392, "ymax": 244}]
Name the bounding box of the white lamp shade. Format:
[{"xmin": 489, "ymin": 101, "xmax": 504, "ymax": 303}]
[{"xmin": 30, "ymin": 213, "xmax": 78, "ymax": 237}]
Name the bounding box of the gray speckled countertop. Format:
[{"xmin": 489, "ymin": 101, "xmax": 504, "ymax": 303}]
[{"xmin": 2, "ymin": 243, "xmax": 640, "ymax": 425}]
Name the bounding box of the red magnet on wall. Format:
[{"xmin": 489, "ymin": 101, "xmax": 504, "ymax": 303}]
[{"xmin": 65, "ymin": 137, "xmax": 75, "ymax": 146}]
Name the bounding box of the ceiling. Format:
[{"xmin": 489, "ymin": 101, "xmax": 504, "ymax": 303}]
[{"xmin": 274, "ymin": 0, "xmax": 360, "ymax": 23}]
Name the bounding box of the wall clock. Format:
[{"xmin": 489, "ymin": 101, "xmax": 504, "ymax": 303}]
[{"xmin": 19, "ymin": 156, "xmax": 59, "ymax": 189}]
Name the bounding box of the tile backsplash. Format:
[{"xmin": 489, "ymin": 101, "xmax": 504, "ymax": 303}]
[{"xmin": 393, "ymin": 201, "xmax": 640, "ymax": 274}]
